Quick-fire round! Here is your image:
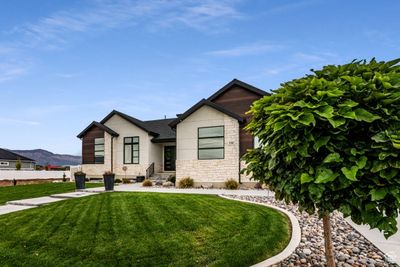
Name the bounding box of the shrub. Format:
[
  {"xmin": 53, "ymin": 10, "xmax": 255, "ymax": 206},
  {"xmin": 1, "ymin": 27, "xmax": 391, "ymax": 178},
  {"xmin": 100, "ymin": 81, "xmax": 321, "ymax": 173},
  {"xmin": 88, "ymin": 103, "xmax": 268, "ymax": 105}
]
[
  {"xmin": 115, "ymin": 178, "xmax": 122, "ymax": 183},
  {"xmin": 167, "ymin": 175, "xmax": 176, "ymax": 184},
  {"xmin": 122, "ymin": 178, "xmax": 131, "ymax": 184},
  {"xmin": 142, "ymin": 179, "xmax": 153, "ymax": 187},
  {"xmin": 178, "ymin": 177, "xmax": 194, "ymax": 188},
  {"xmin": 15, "ymin": 159, "xmax": 21, "ymax": 171},
  {"xmin": 254, "ymin": 182, "xmax": 262, "ymax": 189},
  {"xmin": 225, "ymin": 179, "xmax": 239, "ymax": 190}
]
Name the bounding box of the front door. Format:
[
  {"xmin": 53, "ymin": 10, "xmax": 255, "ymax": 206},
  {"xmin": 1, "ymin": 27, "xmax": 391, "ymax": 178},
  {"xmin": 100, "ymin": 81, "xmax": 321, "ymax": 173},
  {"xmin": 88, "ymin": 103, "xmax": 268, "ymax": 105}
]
[{"xmin": 164, "ymin": 146, "xmax": 176, "ymax": 171}]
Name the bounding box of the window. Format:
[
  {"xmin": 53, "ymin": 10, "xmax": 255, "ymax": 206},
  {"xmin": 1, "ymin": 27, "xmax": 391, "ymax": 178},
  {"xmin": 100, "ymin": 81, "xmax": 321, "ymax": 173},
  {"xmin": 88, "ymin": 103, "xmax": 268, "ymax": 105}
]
[
  {"xmin": 124, "ymin": 137, "xmax": 139, "ymax": 164},
  {"xmin": 198, "ymin": 126, "xmax": 224, "ymax": 160},
  {"xmin": 94, "ymin": 138, "xmax": 105, "ymax": 164},
  {"xmin": 0, "ymin": 162, "xmax": 9, "ymax": 166}
]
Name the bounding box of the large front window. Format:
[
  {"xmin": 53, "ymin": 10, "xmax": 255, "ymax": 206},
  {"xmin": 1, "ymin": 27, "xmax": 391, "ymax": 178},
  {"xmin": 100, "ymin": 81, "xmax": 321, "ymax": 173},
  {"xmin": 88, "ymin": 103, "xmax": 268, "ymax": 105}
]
[
  {"xmin": 124, "ymin": 137, "xmax": 139, "ymax": 164},
  {"xmin": 198, "ymin": 126, "xmax": 224, "ymax": 160},
  {"xmin": 94, "ymin": 138, "xmax": 105, "ymax": 164}
]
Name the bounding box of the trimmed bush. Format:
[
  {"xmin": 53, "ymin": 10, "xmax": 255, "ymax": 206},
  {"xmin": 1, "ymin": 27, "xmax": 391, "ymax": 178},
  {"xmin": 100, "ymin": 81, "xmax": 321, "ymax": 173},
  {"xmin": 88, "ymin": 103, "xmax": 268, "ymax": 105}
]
[
  {"xmin": 142, "ymin": 179, "xmax": 153, "ymax": 187},
  {"xmin": 254, "ymin": 182, "xmax": 262, "ymax": 189},
  {"xmin": 225, "ymin": 179, "xmax": 239, "ymax": 190},
  {"xmin": 167, "ymin": 175, "xmax": 176, "ymax": 184},
  {"xmin": 122, "ymin": 178, "xmax": 131, "ymax": 184},
  {"xmin": 178, "ymin": 177, "xmax": 194, "ymax": 188},
  {"xmin": 115, "ymin": 178, "xmax": 122, "ymax": 183}
]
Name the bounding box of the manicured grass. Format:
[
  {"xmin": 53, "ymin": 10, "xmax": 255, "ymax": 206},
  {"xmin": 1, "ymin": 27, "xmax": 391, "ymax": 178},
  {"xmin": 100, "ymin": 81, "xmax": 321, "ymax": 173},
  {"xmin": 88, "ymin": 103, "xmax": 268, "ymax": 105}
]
[
  {"xmin": 0, "ymin": 193, "xmax": 291, "ymax": 266},
  {"xmin": 0, "ymin": 182, "xmax": 103, "ymax": 205}
]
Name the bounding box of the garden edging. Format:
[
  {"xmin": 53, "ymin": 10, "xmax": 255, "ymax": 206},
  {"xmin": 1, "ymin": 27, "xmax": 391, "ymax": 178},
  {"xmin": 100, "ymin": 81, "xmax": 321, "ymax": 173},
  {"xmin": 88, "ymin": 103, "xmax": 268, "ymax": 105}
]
[{"xmin": 218, "ymin": 195, "xmax": 301, "ymax": 267}]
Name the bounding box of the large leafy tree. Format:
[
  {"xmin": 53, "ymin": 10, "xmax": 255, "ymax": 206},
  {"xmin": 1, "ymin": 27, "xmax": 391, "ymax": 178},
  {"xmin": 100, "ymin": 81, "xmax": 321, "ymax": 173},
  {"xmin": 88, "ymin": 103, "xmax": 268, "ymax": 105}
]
[{"xmin": 244, "ymin": 59, "xmax": 400, "ymax": 266}]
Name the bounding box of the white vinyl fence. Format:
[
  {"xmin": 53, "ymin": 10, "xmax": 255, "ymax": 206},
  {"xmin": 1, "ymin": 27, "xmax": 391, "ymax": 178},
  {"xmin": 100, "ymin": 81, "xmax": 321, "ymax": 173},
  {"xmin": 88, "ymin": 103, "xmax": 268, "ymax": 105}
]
[{"xmin": 0, "ymin": 170, "xmax": 71, "ymax": 181}]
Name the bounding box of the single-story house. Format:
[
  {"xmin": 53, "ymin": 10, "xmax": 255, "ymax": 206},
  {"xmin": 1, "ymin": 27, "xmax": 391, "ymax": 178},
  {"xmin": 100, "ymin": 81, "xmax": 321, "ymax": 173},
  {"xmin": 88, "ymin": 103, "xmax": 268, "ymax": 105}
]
[
  {"xmin": 77, "ymin": 79, "xmax": 268, "ymax": 187},
  {"xmin": 0, "ymin": 148, "xmax": 36, "ymax": 170}
]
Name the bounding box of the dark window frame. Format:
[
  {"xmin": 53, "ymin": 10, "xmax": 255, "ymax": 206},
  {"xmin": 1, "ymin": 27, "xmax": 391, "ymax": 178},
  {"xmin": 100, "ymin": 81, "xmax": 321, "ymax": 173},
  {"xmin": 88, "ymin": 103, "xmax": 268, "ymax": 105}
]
[
  {"xmin": 197, "ymin": 126, "xmax": 225, "ymax": 160},
  {"xmin": 124, "ymin": 136, "xmax": 140, "ymax": 164},
  {"xmin": 94, "ymin": 137, "xmax": 105, "ymax": 164}
]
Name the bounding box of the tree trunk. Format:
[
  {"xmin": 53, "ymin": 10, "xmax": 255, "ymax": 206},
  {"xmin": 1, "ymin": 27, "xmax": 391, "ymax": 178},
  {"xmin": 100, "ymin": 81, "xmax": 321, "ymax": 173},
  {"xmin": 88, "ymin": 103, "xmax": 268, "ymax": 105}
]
[{"xmin": 323, "ymin": 214, "xmax": 336, "ymax": 267}]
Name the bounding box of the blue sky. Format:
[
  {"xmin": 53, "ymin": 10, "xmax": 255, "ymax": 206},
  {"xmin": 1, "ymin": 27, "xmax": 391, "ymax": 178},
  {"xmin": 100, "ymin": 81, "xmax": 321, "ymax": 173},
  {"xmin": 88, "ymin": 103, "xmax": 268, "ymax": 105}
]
[{"xmin": 0, "ymin": 0, "xmax": 399, "ymax": 155}]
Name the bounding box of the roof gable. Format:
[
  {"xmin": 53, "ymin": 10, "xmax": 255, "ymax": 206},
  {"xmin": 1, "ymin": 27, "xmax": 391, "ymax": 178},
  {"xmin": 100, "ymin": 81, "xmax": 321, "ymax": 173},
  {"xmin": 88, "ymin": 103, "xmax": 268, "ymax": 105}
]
[
  {"xmin": 207, "ymin": 79, "xmax": 268, "ymax": 102},
  {"xmin": 100, "ymin": 110, "xmax": 158, "ymax": 136},
  {"xmin": 169, "ymin": 99, "xmax": 244, "ymax": 128},
  {"xmin": 77, "ymin": 121, "xmax": 119, "ymax": 138}
]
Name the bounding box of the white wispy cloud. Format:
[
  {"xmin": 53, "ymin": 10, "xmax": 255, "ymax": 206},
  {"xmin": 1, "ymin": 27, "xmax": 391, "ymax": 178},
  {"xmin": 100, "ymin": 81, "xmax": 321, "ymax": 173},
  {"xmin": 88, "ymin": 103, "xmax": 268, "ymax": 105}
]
[
  {"xmin": 54, "ymin": 72, "xmax": 81, "ymax": 78},
  {"xmin": 206, "ymin": 43, "xmax": 284, "ymax": 57},
  {"xmin": 264, "ymin": 0, "xmax": 319, "ymax": 14},
  {"xmin": 0, "ymin": 117, "xmax": 40, "ymax": 126},
  {"xmin": 14, "ymin": 0, "xmax": 242, "ymax": 49},
  {"xmin": 0, "ymin": 61, "xmax": 30, "ymax": 83}
]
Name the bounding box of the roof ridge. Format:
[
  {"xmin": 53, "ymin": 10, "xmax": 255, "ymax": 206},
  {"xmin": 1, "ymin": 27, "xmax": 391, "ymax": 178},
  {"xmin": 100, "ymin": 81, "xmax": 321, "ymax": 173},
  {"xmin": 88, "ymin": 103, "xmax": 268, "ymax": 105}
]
[
  {"xmin": 169, "ymin": 99, "xmax": 244, "ymax": 128},
  {"xmin": 207, "ymin": 78, "xmax": 269, "ymax": 101}
]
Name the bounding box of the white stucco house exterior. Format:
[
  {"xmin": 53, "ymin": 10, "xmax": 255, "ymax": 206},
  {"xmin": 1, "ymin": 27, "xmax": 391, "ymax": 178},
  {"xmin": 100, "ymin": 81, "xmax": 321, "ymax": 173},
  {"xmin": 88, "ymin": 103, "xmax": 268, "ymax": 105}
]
[{"xmin": 77, "ymin": 79, "xmax": 268, "ymax": 187}]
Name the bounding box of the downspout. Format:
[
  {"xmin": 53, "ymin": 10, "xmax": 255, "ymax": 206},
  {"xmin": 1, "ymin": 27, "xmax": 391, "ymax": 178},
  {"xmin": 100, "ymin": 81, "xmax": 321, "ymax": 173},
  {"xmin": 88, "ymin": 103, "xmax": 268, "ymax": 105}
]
[
  {"xmin": 111, "ymin": 136, "xmax": 114, "ymax": 173},
  {"xmin": 238, "ymin": 125, "xmax": 242, "ymax": 184}
]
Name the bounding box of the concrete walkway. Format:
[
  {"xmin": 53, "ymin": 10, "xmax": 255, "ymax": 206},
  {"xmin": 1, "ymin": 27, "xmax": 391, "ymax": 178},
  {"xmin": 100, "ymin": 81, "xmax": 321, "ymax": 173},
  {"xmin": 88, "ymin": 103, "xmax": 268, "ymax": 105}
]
[
  {"xmin": 0, "ymin": 191, "xmax": 99, "ymax": 216},
  {"xmin": 83, "ymin": 183, "xmax": 275, "ymax": 196},
  {"xmin": 346, "ymin": 218, "xmax": 400, "ymax": 264}
]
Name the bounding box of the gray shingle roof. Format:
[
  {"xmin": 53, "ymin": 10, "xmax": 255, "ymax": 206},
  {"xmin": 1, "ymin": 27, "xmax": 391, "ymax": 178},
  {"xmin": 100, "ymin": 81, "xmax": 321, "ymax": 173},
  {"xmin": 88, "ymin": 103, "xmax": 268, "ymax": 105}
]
[{"xmin": 143, "ymin": 118, "xmax": 176, "ymax": 142}]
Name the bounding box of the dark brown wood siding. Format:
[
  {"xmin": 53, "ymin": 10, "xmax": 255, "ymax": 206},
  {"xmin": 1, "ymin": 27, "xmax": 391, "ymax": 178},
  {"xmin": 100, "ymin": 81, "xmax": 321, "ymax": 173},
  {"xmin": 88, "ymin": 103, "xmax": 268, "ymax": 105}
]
[
  {"xmin": 81, "ymin": 126, "xmax": 105, "ymax": 164},
  {"xmin": 211, "ymin": 85, "xmax": 264, "ymax": 157}
]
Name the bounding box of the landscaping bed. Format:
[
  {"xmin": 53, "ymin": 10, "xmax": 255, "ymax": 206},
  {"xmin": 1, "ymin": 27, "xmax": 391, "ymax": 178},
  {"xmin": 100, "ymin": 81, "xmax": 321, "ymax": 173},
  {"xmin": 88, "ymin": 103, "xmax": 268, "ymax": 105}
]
[
  {"xmin": 0, "ymin": 193, "xmax": 290, "ymax": 266},
  {"xmin": 228, "ymin": 195, "xmax": 399, "ymax": 267}
]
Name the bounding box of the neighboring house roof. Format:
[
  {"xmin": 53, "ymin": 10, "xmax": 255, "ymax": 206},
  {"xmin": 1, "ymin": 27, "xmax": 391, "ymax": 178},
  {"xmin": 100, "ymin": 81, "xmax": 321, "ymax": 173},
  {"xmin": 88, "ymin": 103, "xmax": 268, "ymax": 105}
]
[
  {"xmin": 143, "ymin": 118, "xmax": 176, "ymax": 143},
  {"xmin": 169, "ymin": 99, "xmax": 245, "ymax": 128},
  {"xmin": 77, "ymin": 121, "xmax": 120, "ymax": 138},
  {"xmin": 0, "ymin": 148, "xmax": 35, "ymax": 162},
  {"xmin": 207, "ymin": 78, "xmax": 269, "ymax": 101},
  {"xmin": 100, "ymin": 110, "xmax": 159, "ymax": 136}
]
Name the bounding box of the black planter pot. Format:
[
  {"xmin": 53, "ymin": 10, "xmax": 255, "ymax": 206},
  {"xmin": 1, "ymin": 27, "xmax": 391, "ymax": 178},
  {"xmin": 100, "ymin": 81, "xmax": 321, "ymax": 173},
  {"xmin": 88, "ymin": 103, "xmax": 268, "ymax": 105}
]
[
  {"xmin": 136, "ymin": 175, "xmax": 145, "ymax": 183},
  {"xmin": 103, "ymin": 174, "xmax": 115, "ymax": 191},
  {"xmin": 74, "ymin": 174, "xmax": 86, "ymax": 190}
]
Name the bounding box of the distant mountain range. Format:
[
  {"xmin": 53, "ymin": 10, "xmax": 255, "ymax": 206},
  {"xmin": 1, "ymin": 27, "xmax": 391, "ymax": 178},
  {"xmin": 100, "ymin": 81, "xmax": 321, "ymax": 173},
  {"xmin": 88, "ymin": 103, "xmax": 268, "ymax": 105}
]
[{"xmin": 12, "ymin": 149, "xmax": 82, "ymax": 166}]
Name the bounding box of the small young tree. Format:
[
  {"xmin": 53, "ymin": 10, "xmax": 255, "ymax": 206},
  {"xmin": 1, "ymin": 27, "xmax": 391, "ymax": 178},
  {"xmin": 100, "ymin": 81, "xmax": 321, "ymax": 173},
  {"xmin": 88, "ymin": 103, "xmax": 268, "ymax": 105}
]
[
  {"xmin": 15, "ymin": 158, "xmax": 22, "ymax": 171},
  {"xmin": 244, "ymin": 59, "xmax": 400, "ymax": 266}
]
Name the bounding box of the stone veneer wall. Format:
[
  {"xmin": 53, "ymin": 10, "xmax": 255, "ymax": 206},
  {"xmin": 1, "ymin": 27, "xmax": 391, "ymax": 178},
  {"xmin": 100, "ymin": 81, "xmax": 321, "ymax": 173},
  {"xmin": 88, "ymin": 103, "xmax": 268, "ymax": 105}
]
[{"xmin": 176, "ymin": 106, "xmax": 240, "ymax": 185}]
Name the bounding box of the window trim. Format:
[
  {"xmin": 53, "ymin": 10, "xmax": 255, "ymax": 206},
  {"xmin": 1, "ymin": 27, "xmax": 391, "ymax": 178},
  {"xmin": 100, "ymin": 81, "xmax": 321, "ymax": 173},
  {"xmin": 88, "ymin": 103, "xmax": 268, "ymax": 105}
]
[
  {"xmin": 124, "ymin": 136, "xmax": 140, "ymax": 164},
  {"xmin": 94, "ymin": 137, "xmax": 105, "ymax": 164},
  {"xmin": 197, "ymin": 126, "xmax": 225, "ymax": 160}
]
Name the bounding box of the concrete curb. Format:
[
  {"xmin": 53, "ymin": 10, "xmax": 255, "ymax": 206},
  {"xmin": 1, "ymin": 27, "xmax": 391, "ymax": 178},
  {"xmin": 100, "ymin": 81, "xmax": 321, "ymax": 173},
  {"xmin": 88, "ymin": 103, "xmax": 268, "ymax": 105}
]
[{"xmin": 218, "ymin": 195, "xmax": 301, "ymax": 267}]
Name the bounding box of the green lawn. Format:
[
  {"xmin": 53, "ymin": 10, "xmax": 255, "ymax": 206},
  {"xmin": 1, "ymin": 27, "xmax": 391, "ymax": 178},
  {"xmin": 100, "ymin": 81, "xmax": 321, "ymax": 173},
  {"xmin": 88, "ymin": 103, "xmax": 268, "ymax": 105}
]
[
  {"xmin": 0, "ymin": 182, "xmax": 103, "ymax": 205},
  {"xmin": 0, "ymin": 193, "xmax": 291, "ymax": 266}
]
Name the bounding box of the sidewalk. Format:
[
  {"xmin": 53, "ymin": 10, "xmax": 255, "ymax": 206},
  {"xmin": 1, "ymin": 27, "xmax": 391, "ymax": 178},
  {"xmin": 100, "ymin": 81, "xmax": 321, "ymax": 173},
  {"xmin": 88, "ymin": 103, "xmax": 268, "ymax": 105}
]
[
  {"xmin": 346, "ymin": 218, "xmax": 400, "ymax": 264},
  {"xmin": 83, "ymin": 183, "xmax": 275, "ymax": 196},
  {"xmin": 0, "ymin": 191, "xmax": 99, "ymax": 216}
]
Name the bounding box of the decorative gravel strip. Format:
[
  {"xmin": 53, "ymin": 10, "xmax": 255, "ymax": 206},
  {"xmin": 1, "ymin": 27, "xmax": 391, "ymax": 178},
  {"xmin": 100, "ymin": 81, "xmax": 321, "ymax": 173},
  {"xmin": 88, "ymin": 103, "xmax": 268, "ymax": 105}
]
[{"xmin": 225, "ymin": 195, "xmax": 399, "ymax": 267}]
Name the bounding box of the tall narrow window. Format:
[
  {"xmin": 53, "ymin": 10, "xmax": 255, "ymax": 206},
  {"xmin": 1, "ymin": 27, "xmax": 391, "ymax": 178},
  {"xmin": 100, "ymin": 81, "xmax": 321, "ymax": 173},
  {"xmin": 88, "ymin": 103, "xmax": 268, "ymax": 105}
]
[
  {"xmin": 124, "ymin": 137, "xmax": 139, "ymax": 164},
  {"xmin": 198, "ymin": 126, "xmax": 224, "ymax": 160},
  {"xmin": 94, "ymin": 138, "xmax": 105, "ymax": 164}
]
